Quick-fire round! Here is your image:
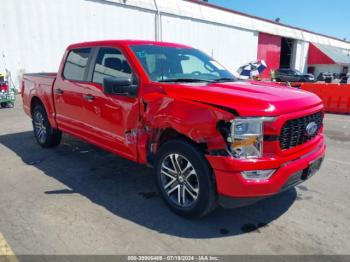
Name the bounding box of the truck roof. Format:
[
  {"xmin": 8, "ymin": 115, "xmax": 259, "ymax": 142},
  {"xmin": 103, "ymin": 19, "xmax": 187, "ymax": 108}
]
[{"xmin": 68, "ymin": 40, "xmax": 191, "ymax": 49}]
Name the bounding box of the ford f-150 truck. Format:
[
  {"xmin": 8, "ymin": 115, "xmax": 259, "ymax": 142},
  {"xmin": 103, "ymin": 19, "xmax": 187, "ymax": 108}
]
[{"xmin": 22, "ymin": 40, "xmax": 325, "ymax": 218}]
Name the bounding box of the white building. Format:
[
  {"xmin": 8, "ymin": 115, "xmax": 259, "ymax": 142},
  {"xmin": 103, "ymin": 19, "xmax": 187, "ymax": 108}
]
[{"xmin": 1, "ymin": 0, "xmax": 350, "ymax": 88}]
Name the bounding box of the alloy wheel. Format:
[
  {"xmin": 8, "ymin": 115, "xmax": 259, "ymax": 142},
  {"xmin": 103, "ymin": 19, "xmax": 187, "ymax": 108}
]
[
  {"xmin": 33, "ymin": 111, "xmax": 47, "ymax": 144},
  {"xmin": 160, "ymin": 153, "xmax": 199, "ymax": 208}
]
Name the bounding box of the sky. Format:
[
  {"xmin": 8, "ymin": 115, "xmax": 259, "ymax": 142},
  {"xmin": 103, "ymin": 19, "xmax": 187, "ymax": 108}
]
[{"xmin": 209, "ymin": 0, "xmax": 350, "ymax": 41}]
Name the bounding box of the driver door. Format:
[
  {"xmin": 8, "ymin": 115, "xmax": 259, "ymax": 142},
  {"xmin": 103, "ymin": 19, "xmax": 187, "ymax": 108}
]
[{"xmin": 80, "ymin": 46, "xmax": 140, "ymax": 161}]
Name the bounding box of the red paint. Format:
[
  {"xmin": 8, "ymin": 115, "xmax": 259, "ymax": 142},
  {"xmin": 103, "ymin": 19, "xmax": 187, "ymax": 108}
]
[
  {"xmin": 21, "ymin": 73, "xmax": 58, "ymax": 128},
  {"xmin": 308, "ymin": 43, "xmax": 336, "ymax": 65},
  {"xmin": 22, "ymin": 40, "xmax": 325, "ymax": 203},
  {"xmin": 292, "ymin": 82, "xmax": 350, "ymax": 113},
  {"xmin": 257, "ymin": 33, "xmax": 281, "ymax": 79},
  {"xmin": 207, "ymin": 105, "xmax": 325, "ymax": 198}
]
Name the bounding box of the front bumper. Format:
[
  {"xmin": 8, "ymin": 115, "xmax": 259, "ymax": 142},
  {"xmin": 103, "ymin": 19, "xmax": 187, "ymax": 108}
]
[
  {"xmin": 206, "ymin": 138, "xmax": 326, "ymax": 207},
  {"xmin": 217, "ymin": 156, "xmax": 324, "ymax": 208}
]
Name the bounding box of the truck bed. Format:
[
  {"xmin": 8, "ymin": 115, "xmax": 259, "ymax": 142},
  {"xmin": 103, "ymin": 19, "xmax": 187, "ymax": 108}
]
[
  {"xmin": 21, "ymin": 72, "xmax": 57, "ymax": 127},
  {"xmin": 23, "ymin": 72, "xmax": 57, "ymax": 86}
]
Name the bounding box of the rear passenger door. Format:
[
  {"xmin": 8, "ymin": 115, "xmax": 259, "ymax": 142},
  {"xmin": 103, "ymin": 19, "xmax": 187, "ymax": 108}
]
[
  {"xmin": 54, "ymin": 48, "xmax": 92, "ymax": 135},
  {"xmin": 80, "ymin": 46, "xmax": 140, "ymax": 161}
]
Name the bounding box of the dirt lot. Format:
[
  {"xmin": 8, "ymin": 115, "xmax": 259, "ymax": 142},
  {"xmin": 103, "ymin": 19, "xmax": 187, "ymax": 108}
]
[{"xmin": 0, "ymin": 97, "xmax": 349, "ymax": 255}]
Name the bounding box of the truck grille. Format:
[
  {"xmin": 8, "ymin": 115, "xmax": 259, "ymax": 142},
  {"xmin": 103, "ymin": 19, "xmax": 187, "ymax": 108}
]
[{"xmin": 279, "ymin": 112, "xmax": 323, "ymax": 150}]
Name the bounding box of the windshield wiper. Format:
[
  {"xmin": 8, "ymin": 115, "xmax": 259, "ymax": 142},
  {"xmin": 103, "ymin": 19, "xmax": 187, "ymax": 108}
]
[
  {"xmin": 212, "ymin": 77, "xmax": 236, "ymax": 82},
  {"xmin": 158, "ymin": 78, "xmax": 213, "ymax": 83}
]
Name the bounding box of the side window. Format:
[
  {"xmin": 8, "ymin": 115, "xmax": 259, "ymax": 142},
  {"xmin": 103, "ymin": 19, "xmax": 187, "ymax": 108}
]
[
  {"xmin": 92, "ymin": 47, "xmax": 133, "ymax": 85},
  {"xmin": 63, "ymin": 48, "xmax": 91, "ymax": 81}
]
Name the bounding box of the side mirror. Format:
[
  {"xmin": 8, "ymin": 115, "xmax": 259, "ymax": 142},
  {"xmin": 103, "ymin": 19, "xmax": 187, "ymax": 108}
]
[{"xmin": 102, "ymin": 77, "xmax": 137, "ymax": 97}]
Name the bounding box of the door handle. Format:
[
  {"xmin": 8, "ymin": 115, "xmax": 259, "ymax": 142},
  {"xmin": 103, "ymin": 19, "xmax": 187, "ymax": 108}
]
[
  {"xmin": 54, "ymin": 88, "xmax": 64, "ymax": 95},
  {"xmin": 83, "ymin": 94, "xmax": 95, "ymax": 101}
]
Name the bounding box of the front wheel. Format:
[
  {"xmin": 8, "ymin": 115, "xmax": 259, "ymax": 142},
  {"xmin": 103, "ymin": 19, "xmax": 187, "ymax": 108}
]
[
  {"xmin": 155, "ymin": 140, "xmax": 217, "ymax": 218},
  {"xmin": 32, "ymin": 104, "xmax": 62, "ymax": 148}
]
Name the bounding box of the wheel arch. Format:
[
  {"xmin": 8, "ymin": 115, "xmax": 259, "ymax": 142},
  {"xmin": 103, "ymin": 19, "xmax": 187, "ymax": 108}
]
[
  {"xmin": 140, "ymin": 95, "xmax": 234, "ymax": 166},
  {"xmin": 158, "ymin": 127, "xmax": 208, "ymax": 153},
  {"xmin": 30, "ymin": 95, "xmax": 58, "ymax": 128},
  {"xmin": 30, "ymin": 96, "xmax": 45, "ymax": 116}
]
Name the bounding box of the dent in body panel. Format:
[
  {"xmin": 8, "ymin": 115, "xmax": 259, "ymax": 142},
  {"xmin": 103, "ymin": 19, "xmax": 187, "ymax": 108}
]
[{"xmin": 137, "ymin": 93, "xmax": 234, "ymax": 164}]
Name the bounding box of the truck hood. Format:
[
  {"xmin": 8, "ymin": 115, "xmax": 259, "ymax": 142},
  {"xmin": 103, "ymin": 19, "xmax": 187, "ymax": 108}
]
[{"xmin": 161, "ymin": 81, "xmax": 323, "ymax": 116}]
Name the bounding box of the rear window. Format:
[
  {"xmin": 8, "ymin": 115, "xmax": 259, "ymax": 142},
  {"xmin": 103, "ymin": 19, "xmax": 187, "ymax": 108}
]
[{"xmin": 63, "ymin": 48, "xmax": 91, "ymax": 81}]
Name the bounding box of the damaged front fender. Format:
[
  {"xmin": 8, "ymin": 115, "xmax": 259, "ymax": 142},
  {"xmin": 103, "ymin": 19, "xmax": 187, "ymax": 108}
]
[{"xmin": 137, "ymin": 92, "xmax": 235, "ymax": 164}]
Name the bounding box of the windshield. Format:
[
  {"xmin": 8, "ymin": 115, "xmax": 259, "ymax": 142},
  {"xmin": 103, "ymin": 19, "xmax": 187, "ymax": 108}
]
[{"xmin": 130, "ymin": 45, "xmax": 235, "ymax": 83}]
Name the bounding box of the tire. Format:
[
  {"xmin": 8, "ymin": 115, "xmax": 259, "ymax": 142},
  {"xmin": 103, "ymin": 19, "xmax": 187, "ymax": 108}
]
[
  {"xmin": 0, "ymin": 102, "xmax": 7, "ymax": 108},
  {"xmin": 155, "ymin": 139, "xmax": 217, "ymax": 218},
  {"xmin": 275, "ymin": 78, "xmax": 281, "ymax": 82},
  {"xmin": 32, "ymin": 104, "xmax": 62, "ymax": 148}
]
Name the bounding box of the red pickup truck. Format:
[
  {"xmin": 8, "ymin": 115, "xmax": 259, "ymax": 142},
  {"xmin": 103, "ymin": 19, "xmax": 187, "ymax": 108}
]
[{"xmin": 22, "ymin": 40, "xmax": 325, "ymax": 218}]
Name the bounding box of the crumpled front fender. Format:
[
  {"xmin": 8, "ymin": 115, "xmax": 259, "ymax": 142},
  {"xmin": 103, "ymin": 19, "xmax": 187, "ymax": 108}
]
[{"xmin": 137, "ymin": 93, "xmax": 234, "ymax": 164}]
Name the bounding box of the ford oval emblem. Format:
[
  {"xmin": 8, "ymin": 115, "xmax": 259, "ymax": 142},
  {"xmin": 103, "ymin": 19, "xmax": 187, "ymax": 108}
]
[{"xmin": 306, "ymin": 122, "xmax": 318, "ymax": 136}]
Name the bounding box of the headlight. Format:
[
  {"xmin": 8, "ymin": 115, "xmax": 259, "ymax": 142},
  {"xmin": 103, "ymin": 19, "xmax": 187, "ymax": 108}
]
[{"xmin": 228, "ymin": 117, "xmax": 276, "ymax": 159}]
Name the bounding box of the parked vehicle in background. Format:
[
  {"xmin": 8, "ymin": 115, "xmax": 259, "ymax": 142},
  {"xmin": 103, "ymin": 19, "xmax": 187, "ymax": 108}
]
[
  {"xmin": 317, "ymin": 72, "xmax": 334, "ymax": 83},
  {"xmin": 21, "ymin": 40, "xmax": 326, "ymax": 218},
  {"xmin": 340, "ymin": 73, "xmax": 350, "ymax": 84},
  {"xmin": 275, "ymin": 68, "xmax": 315, "ymax": 82},
  {"xmin": 0, "ymin": 72, "xmax": 15, "ymax": 108}
]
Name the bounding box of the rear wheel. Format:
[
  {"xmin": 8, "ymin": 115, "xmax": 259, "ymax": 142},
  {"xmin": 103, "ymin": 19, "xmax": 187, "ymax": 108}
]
[
  {"xmin": 32, "ymin": 104, "xmax": 62, "ymax": 148},
  {"xmin": 155, "ymin": 140, "xmax": 217, "ymax": 218}
]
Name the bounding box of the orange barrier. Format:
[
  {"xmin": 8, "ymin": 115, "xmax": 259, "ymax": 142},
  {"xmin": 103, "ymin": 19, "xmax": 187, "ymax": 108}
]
[{"xmin": 291, "ymin": 83, "xmax": 350, "ymax": 114}]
